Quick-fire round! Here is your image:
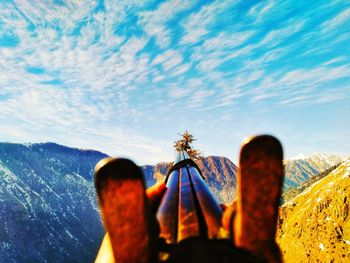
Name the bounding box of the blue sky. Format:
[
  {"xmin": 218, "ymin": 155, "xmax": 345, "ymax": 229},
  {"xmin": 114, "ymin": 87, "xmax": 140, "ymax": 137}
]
[{"xmin": 0, "ymin": 0, "xmax": 349, "ymax": 165}]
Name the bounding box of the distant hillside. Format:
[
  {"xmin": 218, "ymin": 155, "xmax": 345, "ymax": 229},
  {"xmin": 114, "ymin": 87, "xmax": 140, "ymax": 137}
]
[
  {"xmin": 277, "ymin": 160, "xmax": 350, "ymax": 262},
  {"xmin": 0, "ymin": 142, "xmax": 107, "ymax": 263},
  {"xmin": 283, "ymin": 153, "xmax": 347, "ymax": 189}
]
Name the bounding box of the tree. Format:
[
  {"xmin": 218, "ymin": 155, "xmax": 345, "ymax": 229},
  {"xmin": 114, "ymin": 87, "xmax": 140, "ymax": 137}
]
[{"xmin": 173, "ymin": 130, "xmax": 202, "ymax": 159}]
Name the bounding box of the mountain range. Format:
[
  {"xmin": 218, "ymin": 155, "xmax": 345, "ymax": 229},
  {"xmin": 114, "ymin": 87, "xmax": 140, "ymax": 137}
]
[{"xmin": 0, "ymin": 142, "xmax": 348, "ymax": 262}]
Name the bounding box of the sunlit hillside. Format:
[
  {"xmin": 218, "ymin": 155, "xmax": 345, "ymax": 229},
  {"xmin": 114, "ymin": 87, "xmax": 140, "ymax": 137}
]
[{"xmin": 277, "ymin": 160, "xmax": 350, "ymax": 262}]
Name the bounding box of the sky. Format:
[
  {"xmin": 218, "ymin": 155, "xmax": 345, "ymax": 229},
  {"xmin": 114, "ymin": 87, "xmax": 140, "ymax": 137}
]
[{"xmin": 0, "ymin": 0, "xmax": 349, "ymax": 165}]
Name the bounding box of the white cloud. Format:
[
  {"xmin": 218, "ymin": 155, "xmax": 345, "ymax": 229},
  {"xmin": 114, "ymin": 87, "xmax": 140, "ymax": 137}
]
[
  {"xmin": 181, "ymin": 28, "xmax": 208, "ymax": 44},
  {"xmin": 202, "ymin": 31, "xmax": 254, "ymax": 51},
  {"xmin": 278, "ymin": 65, "xmax": 350, "ymax": 86},
  {"xmin": 120, "ymin": 37, "xmax": 148, "ymax": 62},
  {"xmin": 0, "ymin": 82, "xmax": 173, "ymax": 164},
  {"xmin": 185, "ymin": 89, "xmax": 215, "ymax": 109},
  {"xmin": 138, "ymin": 0, "xmax": 193, "ymax": 47},
  {"xmin": 152, "ymin": 49, "xmax": 183, "ymax": 71},
  {"xmin": 169, "ymin": 86, "xmax": 191, "ymax": 99},
  {"xmin": 169, "ymin": 63, "xmax": 190, "ymax": 76},
  {"xmin": 152, "ymin": 74, "xmax": 165, "ymax": 83},
  {"xmin": 196, "ymin": 55, "xmax": 222, "ymax": 72},
  {"xmin": 278, "ymin": 90, "xmax": 346, "ymax": 106},
  {"xmin": 223, "ymin": 44, "xmax": 255, "ymax": 61},
  {"xmin": 10, "ymin": 0, "xmax": 99, "ymax": 31},
  {"xmin": 321, "ymin": 8, "xmax": 350, "ymax": 33},
  {"xmin": 217, "ymin": 71, "xmax": 264, "ymax": 106},
  {"xmin": 314, "ymin": 93, "xmax": 344, "ymax": 104},
  {"xmin": 248, "ymin": 1, "xmax": 275, "ymax": 23},
  {"xmin": 0, "ymin": 4, "xmax": 167, "ymax": 163},
  {"xmin": 322, "ymin": 57, "xmax": 346, "ymax": 66},
  {"xmin": 250, "ymin": 64, "xmax": 350, "ymax": 105},
  {"xmin": 180, "ymin": 0, "xmax": 237, "ymax": 44},
  {"xmin": 163, "ymin": 54, "xmax": 183, "ymax": 71},
  {"xmin": 153, "ymin": 50, "xmax": 177, "ymax": 64},
  {"xmin": 279, "ymin": 95, "xmax": 311, "ymax": 105},
  {"xmin": 191, "ymin": 31, "xmax": 255, "ymax": 74},
  {"xmin": 220, "ymin": 88, "xmax": 244, "ymax": 107},
  {"xmin": 251, "ymin": 91, "xmax": 278, "ymax": 103},
  {"xmin": 258, "ymin": 20, "xmax": 305, "ymax": 48}
]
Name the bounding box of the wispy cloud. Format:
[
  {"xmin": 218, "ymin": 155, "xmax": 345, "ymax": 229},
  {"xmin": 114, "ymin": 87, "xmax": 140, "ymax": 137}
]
[
  {"xmin": 258, "ymin": 20, "xmax": 305, "ymax": 48},
  {"xmin": 152, "ymin": 49, "xmax": 183, "ymax": 71},
  {"xmin": 321, "ymin": 7, "xmax": 350, "ymax": 33},
  {"xmin": 138, "ymin": 0, "xmax": 193, "ymax": 47},
  {"xmin": 248, "ymin": 1, "xmax": 276, "ymax": 24},
  {"xmin": 0, "ymin": 0, "xmax": 349, "ymax": 163},
  {"xmin": 250, "ymin": 64, "xmax": 350, "ymax": 106},
  {"xmin": 180, "ymin": 0, "xmax": 237, "ymax": 44},
  {"xmin": 278, "ymin": 65, "xmax": 350, "ymax": 86},
  {"xmin": 202, "ymin": 31, "xmax": 255, "ymax": 51},
  {"xmin": 250, "ymin": 1, "xmax": 274, "ymax": 15}
]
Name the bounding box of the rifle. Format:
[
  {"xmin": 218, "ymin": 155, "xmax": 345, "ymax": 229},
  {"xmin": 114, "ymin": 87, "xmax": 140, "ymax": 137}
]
[
  {"xmin": 94, "ymin": 135, "xmax": 284, "ymax": 263},
  {"xmin": 156, "ymin": 150, "xmax": 222, "ymax": 244}
]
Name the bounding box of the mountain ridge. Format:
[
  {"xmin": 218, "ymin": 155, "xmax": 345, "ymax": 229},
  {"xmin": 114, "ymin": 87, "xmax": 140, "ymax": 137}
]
[
  {"xmin": 1, "ymin": 141, "xmax": 348, "ymax": 262},
  {"xmin": 0, "ymin": 142, "xmax": 239, "ymax": 262}
]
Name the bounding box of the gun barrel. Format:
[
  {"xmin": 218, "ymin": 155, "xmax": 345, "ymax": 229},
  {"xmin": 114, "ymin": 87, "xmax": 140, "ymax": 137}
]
[{"xmin": 156, "ymin": 151, "xmax": 222, "ymax": 244}]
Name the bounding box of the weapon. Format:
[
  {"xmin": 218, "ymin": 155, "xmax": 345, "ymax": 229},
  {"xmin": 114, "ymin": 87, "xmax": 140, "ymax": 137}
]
[
  {"xmin": 94, "ymin": 135, "xmax": 284, "ymax": 262},
  {"xmin": 156, "ymin": 150, "xmax": 222, "ymax": 244}
]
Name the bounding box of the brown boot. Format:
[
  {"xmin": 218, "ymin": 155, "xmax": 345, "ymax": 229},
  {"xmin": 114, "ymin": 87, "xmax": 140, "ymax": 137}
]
[
  {"xmin": 234, "ymin": 135, "xmax": 284, "ymax": 263},
  {"xmin": 94, "ymin": 158, "xmax": 158, "ymax": 263}
]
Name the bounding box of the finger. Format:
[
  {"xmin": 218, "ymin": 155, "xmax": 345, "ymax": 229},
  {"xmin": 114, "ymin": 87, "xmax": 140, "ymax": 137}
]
[
  {"xmin": 222, "ymin": 200, "xmax": 237, "ymax": 235},
  {"xmin": 146, "ymin": 182, "xmax": 167, "ymax": 213}
]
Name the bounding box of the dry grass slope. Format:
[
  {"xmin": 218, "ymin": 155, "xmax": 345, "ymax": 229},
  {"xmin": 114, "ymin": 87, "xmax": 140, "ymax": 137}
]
[{"xmin": 277, "ymin": 160, "xmax": 350, "ymax": 263}]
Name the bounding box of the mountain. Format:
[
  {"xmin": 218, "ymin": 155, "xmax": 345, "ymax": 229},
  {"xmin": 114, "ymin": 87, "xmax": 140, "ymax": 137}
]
[
  {"xmin": 283, "ymin": 153, "xmax": 347, "ymax": 189},
  {"xmin": 1, "ymin": 141, "xmax": 347, "ymax": 262},
  {"xmin": 277, "ymin": 159, "xmax": 350, "ymax": 262},
  {"xmin": 144, "ymin": 153, "xmax": 347, "ymax": 204},
  {"xmin": 196, "ymin": 156, "xmax": 238, "ymax": 204},
  {"xmin": 0, "ymin": 142, "xmax": 108, "ymax": 263},
  {"xmin": 0, "ymin": 142, "xmax": 239, "ymax": 262},
  {"xmin": 142, "ymin": 162, "xmax": 172, "ymax": 187}
]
